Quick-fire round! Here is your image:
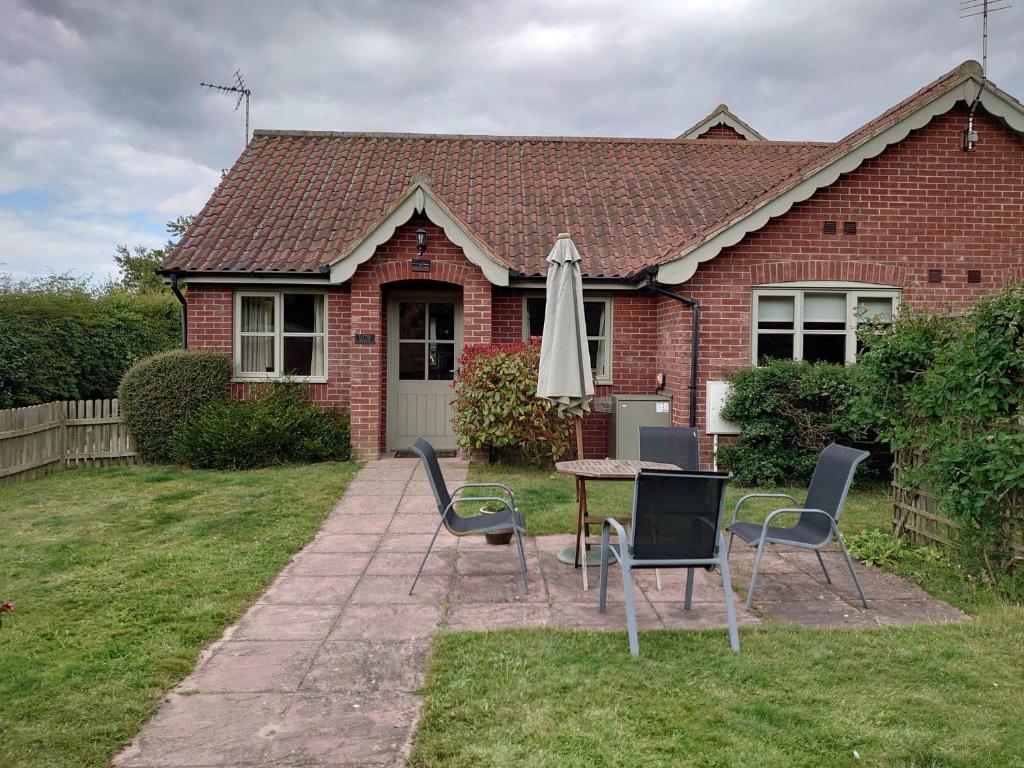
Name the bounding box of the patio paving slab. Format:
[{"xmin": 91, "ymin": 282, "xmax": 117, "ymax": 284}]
[{"xmin": 115, "ymin": 457, "xmax": 969, "ymax": 768}]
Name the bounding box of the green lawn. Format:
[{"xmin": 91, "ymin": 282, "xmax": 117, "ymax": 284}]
[
  {"xmin": 468, "ymin": 463, "xmax": 890, "ymax": 536},
  {"xmin": 410, "ymin": 464, "xmax": 1024, "ymax": 767},
  {"xmin": 0, "ymin": 462, "xmax": 359, "ymax": 768}
]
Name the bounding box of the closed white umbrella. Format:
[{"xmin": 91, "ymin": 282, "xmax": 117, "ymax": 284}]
[{"xmin": 537, "ymin": 232, "xmax": 594, "ymax": 457}]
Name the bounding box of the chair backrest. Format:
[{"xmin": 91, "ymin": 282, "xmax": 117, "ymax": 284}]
[
  {"xmin": 638, "ymin": 426, "xmax": 701, "ymax": 470},
  {"xmin": 799, "ymin": 443, "xmax": 870, "ymax": 538},
  {"xmin": 631, "ymin": 469, "xmax": 730, "ymax": 560},
  {"xmin": 409, "ymin": 438, "xmax": 451, "ymax": 517}
]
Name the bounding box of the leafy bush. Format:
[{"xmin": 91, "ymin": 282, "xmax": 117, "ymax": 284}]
[
  {"xmin": 452, "ymin": 342, "xmax": 574, "ymax": 464},
  {"xmin": 845, "ymin": 529, "xmax": 907, "ymax": 567},
  {"xmin": 717, "ymin": 359, "xmax": 866, "ymax": 485},
  {"xmin": 0, "ymin": 280, "xmax": 181, "ymax": 407},
  {"xmin": 171, "ymin": 382, "xmax": 350, "ymax": 469},
  {"xmin": 118, "ymin": 350, "xmax": 232, "ymax": 462},
  {"xmin": 855, "ymin": 285, "xmax": 1024, "ymax": 581}
]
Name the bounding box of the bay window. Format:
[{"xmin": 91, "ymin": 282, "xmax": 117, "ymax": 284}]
[
  {"xmin": 752, "ymin": 286, "xmax": 898, "ymax": 365},
  {"xmin": 235, "ymin": 291, "xmax": 326, "ymax": 379}
]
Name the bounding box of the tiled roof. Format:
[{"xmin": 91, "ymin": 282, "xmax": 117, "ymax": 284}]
[{"xmin": 163, "ymin": 132, "xmax": 826, "ymax": 279}]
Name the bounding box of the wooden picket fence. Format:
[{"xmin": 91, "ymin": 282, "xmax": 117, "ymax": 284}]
[{"xmin": 0, "ymin": 399, "xmax": 136, "ymax": 486}]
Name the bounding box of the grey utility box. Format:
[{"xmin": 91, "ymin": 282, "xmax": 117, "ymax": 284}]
[{"xmin": 607, "ymin": 394, "xmax": 673, "ymax": 459}]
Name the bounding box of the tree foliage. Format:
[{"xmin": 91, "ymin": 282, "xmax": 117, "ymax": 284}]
[
  {"xmin": 451, "ymin": 342, "xmax": 574, "ymax": 464},
  {"xmin": 113, "ymin": 214, "xmax": 194, "ymax": 294}
]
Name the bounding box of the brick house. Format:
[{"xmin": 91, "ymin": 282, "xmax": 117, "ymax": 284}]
[{"xmin": 161, "ymin": 61, "xmax": 1024, "ymax": 461}]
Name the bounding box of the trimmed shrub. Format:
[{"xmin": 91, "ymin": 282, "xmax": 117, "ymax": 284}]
[
  {"xmin": 170, "ymin": 382, "xmax": 351, "ymax": 469},
  {"xmin": 0, "ymin": 287, "xmax": 181, "ymax": 407},
  {"xmin": 717, "ymin": 359, "xmax": 866, "ymax": 486},
  {"xmin": 118, "ymin": 350, "xmax": 232, "ymax": 462},
  {"xmin": 452, "ymin": 342, "xmax": 574, "ymax": 464}
]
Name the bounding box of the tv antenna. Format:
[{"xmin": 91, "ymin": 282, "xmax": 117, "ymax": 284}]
[
  {"xmin": 200, "ymin": 70, "xmax": 252, "ymax": 146},
  {"xmin": 959, "ymin": 0, "xmax": 1012, "ymax": 150}
]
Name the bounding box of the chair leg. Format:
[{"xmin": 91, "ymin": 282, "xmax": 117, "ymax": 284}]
[
  {"xmin": 598, "ymin": 526, "xmax": 610, "ymax": 614},
  {"xmin": 815, "ymin": 549, "xmax": 832, "ymax": 584},
  {"xmin": 621, "ymin": 563, "xmax": 640, "ymax": 657},
  {"xmin": 684, "ymin": 567, "xmax": 694, "ymax": 610},
  {"xmin": 745, "ymin": 538, "xmax": 767, "ymax": 610},
  {"xmin": 514, "ymin": 528, "xmax": 529, "ymax": 591},
  {"xmin": 409, "ymin": 518, "xmax": 445, "ymax": 595},
  {"xmin": 720, "ymin": 531, "xmax": 736, "ymax": 586},
  {"xmin": 837, "ymin": 534, "xmax": 868, "ymax": 609},
  {"xmin": 718, "ymin": 543, "xmax": 740, "ymax": 653}
]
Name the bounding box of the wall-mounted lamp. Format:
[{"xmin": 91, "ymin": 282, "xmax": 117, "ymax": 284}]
[{"xmin": 416, "ymin": 227, "xmax": 427, "ymax": 255}]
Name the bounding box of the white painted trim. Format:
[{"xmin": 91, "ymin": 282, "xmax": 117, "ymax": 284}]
[
  {"xmin": 679, "ymin": 105, "xmax": 766, "ymax": 141},
  {"xmin": 755, "ymin": 280, "xmax": 901, "ymax": 290},
  {"xmin": 327, "ymin": 182, "xmax": 510, "ymax": 286},
  {"xmin": 182, "ymin": 276, "xmax": 330, "ymax": 286},
  {"xmin": 658, "ymin": 78, "xmax": 1021, "ymax": 284},
  {"xmin": 509, "ymin": 279, "xmax": 641, "ymax": 291}
]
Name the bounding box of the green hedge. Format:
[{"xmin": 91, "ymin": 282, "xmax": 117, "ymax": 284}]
[
  {"xmin": 118, "ymin": 350, "xmax": 232, "ymax": 462},
  {"xmin": 717, "ymin": 359, "xmax": 867, "ymax": 485},
  {"xmin": 0, "ymin": 289, "xmax": 181, "ymax": 408},
  {"xmin": 171, "ymin": 382, "xmax": 351, "ymax": 469}
]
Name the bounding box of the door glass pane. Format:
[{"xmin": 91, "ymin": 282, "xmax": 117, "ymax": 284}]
[
  {"xmin": 856, "ymin": 297, "xmax": 894, "ymax": 324},
  {"xmin": 428, "ymin": 342, "xmax": 455, "ymax": 380},
  {"xmin": 283, "ymin": 336, "xmax": 324, "ymax": 376},
  {"xmin": 588, "ymin": 339, "xmax": 607, "ymax": 378},
  {"xmin": 399, "ymin": 302, "xmax": 426, "ymax": 340},
  {"xmin": 240, "ymin": 335, "xmax": 274, "ymax": 373},
  {"xmin": 756, "ymin": 333, "xmax": 794, "ymax": 362},
  {"xmin": 804, "ymin": 293, "xmax": 846, "ymax": 331},
  {"xmin": 757, "ymin": 296, "xmax": 794, "ymax": 329},
  {"xmin": 399, "ymin": 342, "xmax": 425, "ymax": 380},
  {"xmin": 240, "ymin": 296, "xmax": 275, "ymax": 333},
  {"xmin": 283, "ymin": 294, "xmax": 321, "ymax": 333},
  {"xmin": 803, "ymin": 334, "xmax": 846, "ymax": 364},
  {"xmin": 526, "ymin": 297, "xmax": 545, "ymax": 337},
  {"xmin": 429, "ymin": 302, "xmax": 455, "ymax": 341},
  {"xmin": 584, "ymin": 301, "xmax": 607, "ymax": 337}
]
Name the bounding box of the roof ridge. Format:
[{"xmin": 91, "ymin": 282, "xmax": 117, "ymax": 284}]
[{"xmin": 251, "ymin": 128, "xmax": 828, "ymax": 146}]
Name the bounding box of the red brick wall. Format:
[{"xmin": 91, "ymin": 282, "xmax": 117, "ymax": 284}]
[
  {"xmin": 696, "ymin": 123, "xmax": 748, "ymax": 141},
  {"xmin": 348, "ymin": 214, "xmax": 492, "ymax": 459},
  {"xmin": 659, "ymin": 106, "xmax": 1024, "ymax": 467}
]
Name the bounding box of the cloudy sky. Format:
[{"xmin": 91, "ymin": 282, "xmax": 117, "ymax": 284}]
[{"xmin": 2, "ymin": 0, "xmax": 1021, "ymax": 282}]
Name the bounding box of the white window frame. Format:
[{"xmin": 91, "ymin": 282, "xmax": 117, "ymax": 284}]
[
  {"xmin": 751, "ymin": 285, "xmax": 900, "ymax": 365},
  {"xmin": 522, "ymin": 295, "xmax": 614, "ymax": 384},
  {"xmin": 233, "ymin": 290, "xmax": 328, "ymax": 382}
]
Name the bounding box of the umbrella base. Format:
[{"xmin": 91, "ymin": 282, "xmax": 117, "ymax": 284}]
[{"xmin": 556, "ymin": 544, "xmax": 604, "ymax": 567}]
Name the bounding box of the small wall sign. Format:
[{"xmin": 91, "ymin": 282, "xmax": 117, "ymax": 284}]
[
  {"xmin": 354, "ymin": 333, "xmax": 376, "ymax": 345},
  {"xmin": 411, "ymin": 259, "xmax": 431, "ymax": 273}
]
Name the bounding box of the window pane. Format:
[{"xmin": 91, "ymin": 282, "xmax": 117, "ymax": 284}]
[
  {"xmin": 399, "ymin": 342, "xmax": 425, "ymax": 380},
  {"xmin": 240, "ymin": 296, "xmax": 275, "ymax": 333},
  {"xmin": 240, "ymin": 335, "xmax": 274, "ymax": 373},
  {"xmin": 429, "ymin": 302, "xmax": 455, "ymax": 341},
  {"xmin": 803, "ymin": 334, "xmax": 846, "ymax": 365},
  {"xmin": 283, "ymin": 336, "xmax": 324, "ymax": 376},
  {"xmin": 803, "ymin": 292, "xmax": 846, "ymax": 331},
  {"xmin": 756, "ymin": 333, "xmax": 793, "ymax": 362},
  {"xmin": 584, "ymin": 300, "xmax": 607, "ymax": 337},
  {"xmin": 856, "ymin": 297, "xmax": 894, "ymax": 324},
  {"xmin": 283, "ymin": 294, "xmax": 322, "ymax": 333},
  {"xmin": 399, "ymin": 302, "xmax": 426, "ymax": 340},
  {"xmin": 588, "ymin": 339, "xmax": 607, "ymax": 378},
  {"xmin": 428, "ymin": 342, "xmax": 455, "ymax": 380},
  {"xmin": 757, "ymin": 296, "xmax": 794, "ymax": 329},
  {"xmin": 526, "ymin": 298, "xmax": 545, "ymax": 337}
]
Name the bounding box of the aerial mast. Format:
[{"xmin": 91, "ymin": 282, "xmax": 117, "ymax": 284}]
[{"xmin": 200, "ymin": 70, "xmax": 252, "ymax": 146}]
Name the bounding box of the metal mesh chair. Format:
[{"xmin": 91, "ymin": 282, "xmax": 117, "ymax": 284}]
[
  {"xmin": 728, "ymin": 442, "xmax": 870, "ymax": 609},
  {"xmin": 599, "ymin": 468, "xmax": 739, "ymax": 656},
  {"xmin": 408, "ymin": 438, "xmax": 528, "ymax": 594}
]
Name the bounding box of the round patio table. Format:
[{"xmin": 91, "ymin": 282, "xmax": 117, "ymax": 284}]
[{"xmin": 554, "ymin": 458, "xmax": 680, "ymax": 591}]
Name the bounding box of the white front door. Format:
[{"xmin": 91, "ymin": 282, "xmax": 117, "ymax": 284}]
[{"xmin": 386, "ymin": 293, "xmax": 463, "ymax": 451}]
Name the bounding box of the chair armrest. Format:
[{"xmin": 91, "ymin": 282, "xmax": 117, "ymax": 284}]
[
  {"xmin": 444, "ymin": 496, "xmax": 514, "ymax": 518},
  {"xmin": 601, "ymin": 518, "xmax": 630, "ymax": 552},
  {"xmin": 759, "ymin": 507, "xmax": 835, "ymax": 547},
  {"xmin": 451, "ymin": 483, "xmax": 516, "ymax": 509},
  {"xmin": 730, "ymin": 493, "xmax": 799, "ymax": 525}
]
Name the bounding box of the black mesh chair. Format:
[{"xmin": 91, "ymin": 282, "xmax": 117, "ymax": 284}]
[
  {"xmin": 728, "ymin": 442, "xmax": 870, "ymax": 609},
  {"xmin": 638, "ymin": 426, "xmax": 702, "ymax": 594},
  {"xmin": 599, "ymin": 469, "xmax": 739, "ymax": 656},
  {"xmin": 408, "ymin": 438, "xmax": 528, "ymax": 595}
]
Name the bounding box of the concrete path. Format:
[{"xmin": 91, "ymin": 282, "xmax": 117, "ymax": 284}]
[{"xmin": 114, "ymin": 458, "xmax": 966, "ymax": 767}]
